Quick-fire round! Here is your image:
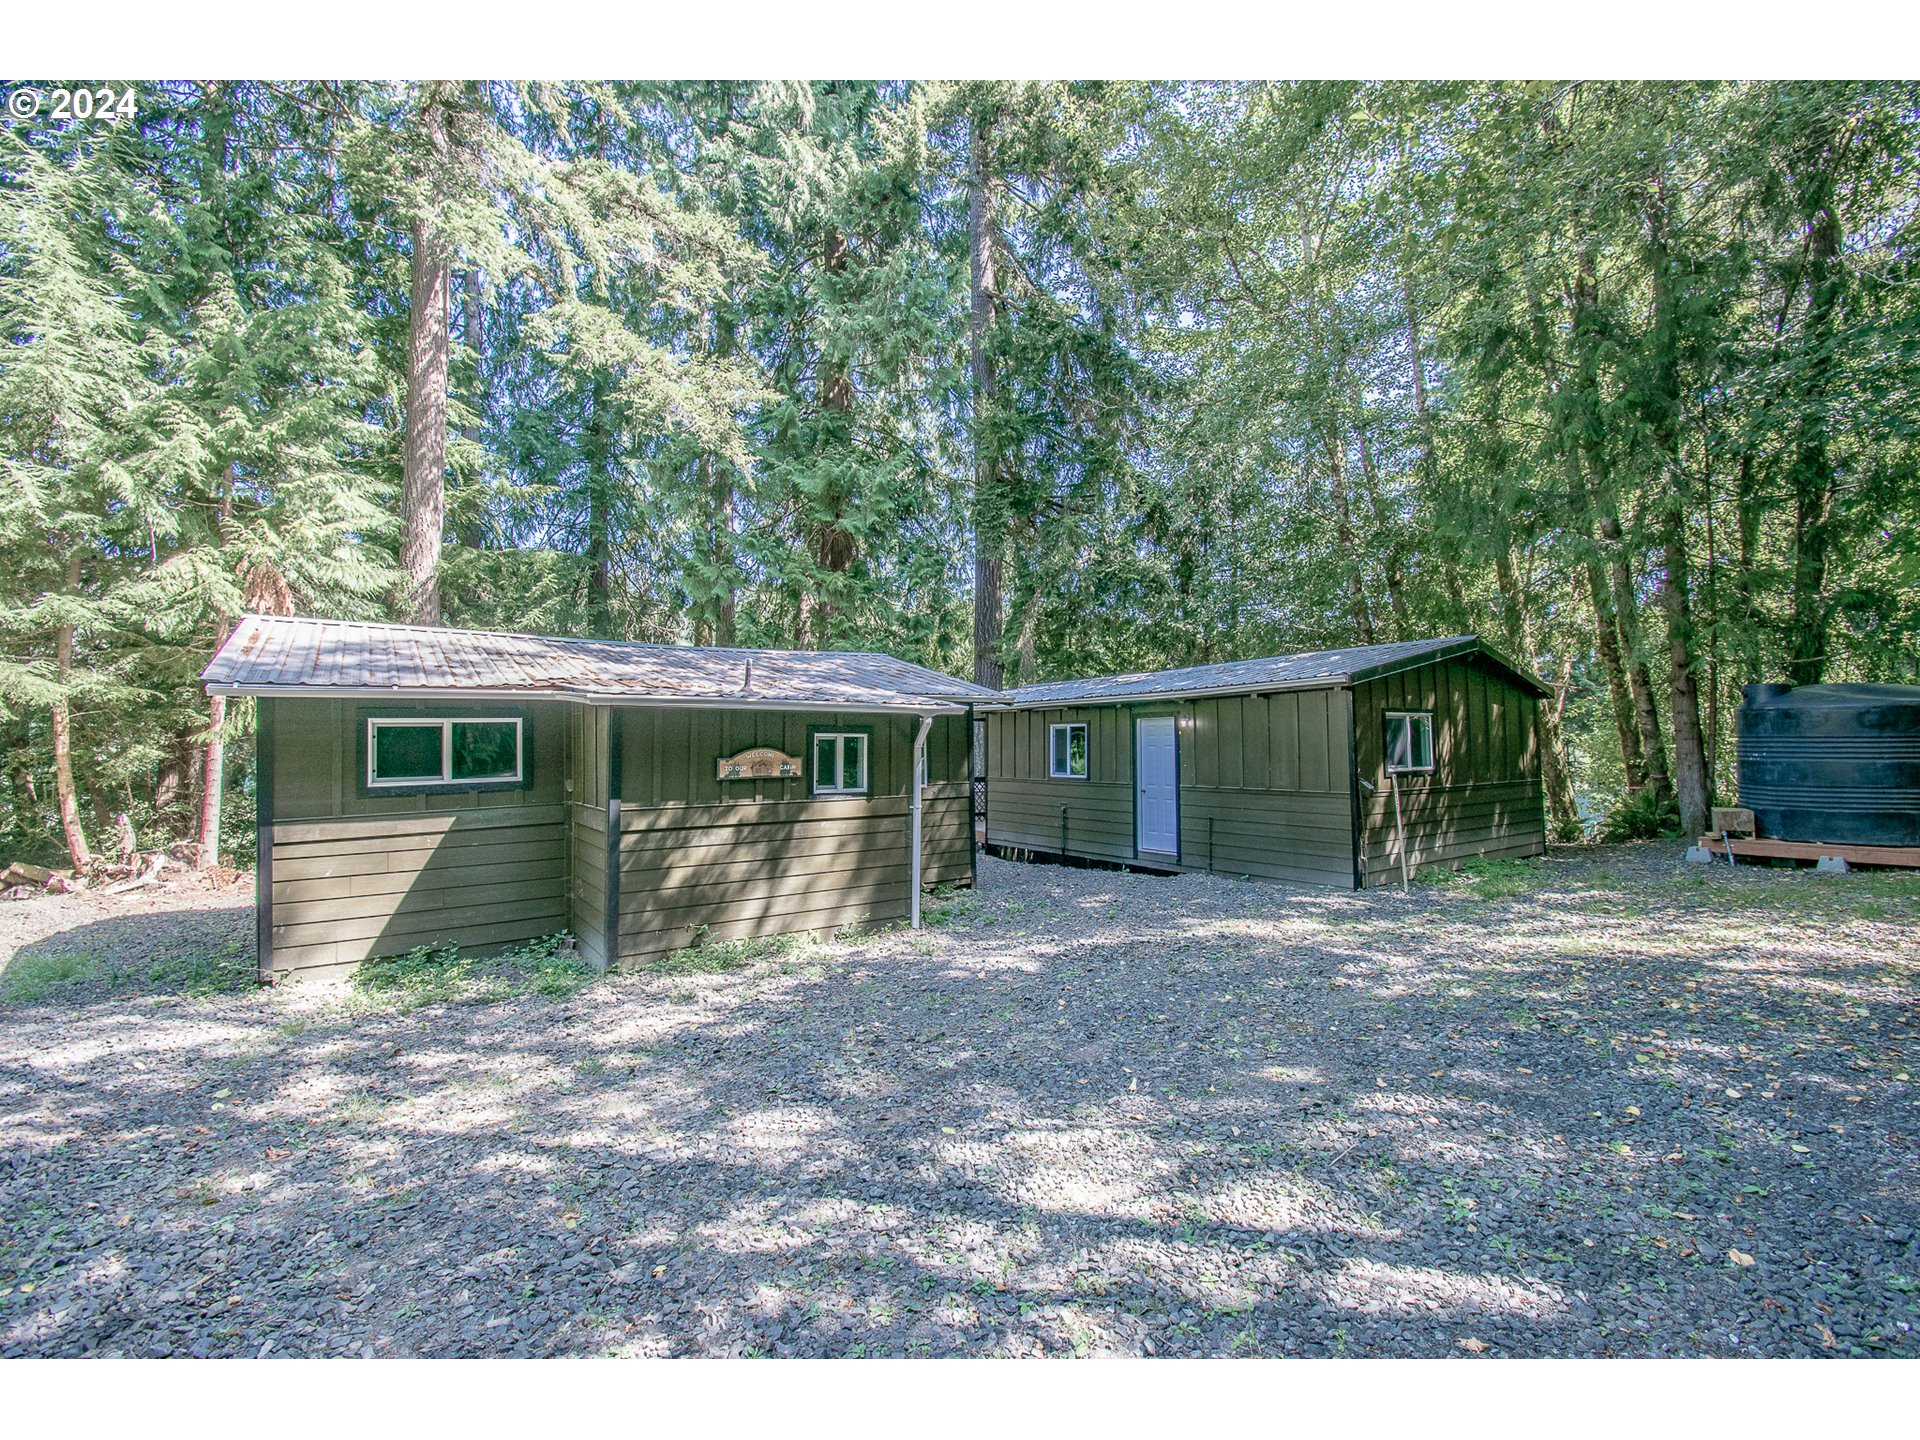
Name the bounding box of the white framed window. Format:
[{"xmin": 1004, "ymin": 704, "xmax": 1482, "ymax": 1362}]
[
  {"xmin": 811, "ymin": 731, "xmax": 869, "ymax": 795},
  {"xmin": 367, "ymin": 717, "xmax": 523, "ymax": 789},
  {"xmin": 1049, "ymin": 722, "xmax": 1089, "ymax": 779},
  {"xmin": 1385, "ymin": 711, "xmax": 1435, "ymax": 774}
]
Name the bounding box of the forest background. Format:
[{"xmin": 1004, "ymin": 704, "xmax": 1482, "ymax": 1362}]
[{"xmin": 4, "ymin": 79, "xmax": 1916, "ymax": 869}]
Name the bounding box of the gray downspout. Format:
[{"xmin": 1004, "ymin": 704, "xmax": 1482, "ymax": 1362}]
[{"xmin": 911, "ymin": 714, "xmax": 932, "ymax": 928}]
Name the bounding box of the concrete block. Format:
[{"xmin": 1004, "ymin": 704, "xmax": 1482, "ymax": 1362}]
[
  {"xmin": 1815, "ymin": 855, "xmax": 1850, "ymax": 874},
  {"xmin": 1685, "ymin": 845, "xmax": 1716, "ymax": 864}
]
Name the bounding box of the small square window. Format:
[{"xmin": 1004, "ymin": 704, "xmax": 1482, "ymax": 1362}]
[
  {"xmin": 812, "ymin": 732, "xmax": 868, "ymax": 795},
  {"xmin": 1049, "ymin": 722, "xmax": 1088, "ymax": 779},
  {"xmin": 1385, "ymin": 711, "xmax": 1435, "ymax": 774}
]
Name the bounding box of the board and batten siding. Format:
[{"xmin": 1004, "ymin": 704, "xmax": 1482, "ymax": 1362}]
[
  {"xmin": 612, "ymin": 707, "xmax": 971, "ymax": 967},
  {"xmin": 264, "ymin": 697, "xmax": 571, "ymax": 975},
  {"xmin": 984, "ymin": 690, "xmax": 1354, "ymax": 886},
  {"xmin": 1179, "ymin": 688, "xmax": 1355, "ymax": 888},
  {"xmin": 566, "ymin": 704, "xmax": 613, "ymax": 971},
  {"xmin": 985, "ymin": 705, "xmax": 1138, "ymax": 864},
  {"xmin": 1352, "ymin": 657, "xmax": 1546, "ymax": 884}
]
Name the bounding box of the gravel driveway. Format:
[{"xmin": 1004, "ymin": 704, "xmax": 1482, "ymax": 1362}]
[{"xmin": 2, "ymin": 846, "xmax": 1916, "ymax": 1357}]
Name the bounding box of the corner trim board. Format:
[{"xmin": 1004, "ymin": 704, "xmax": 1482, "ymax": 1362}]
[
  {"xmin": 604, "ymin": 708, "xmax": 621, "ymax": 972},
  {"xmin": 256, "ymin": 697, "xmax": 275, "ymax": 978}
]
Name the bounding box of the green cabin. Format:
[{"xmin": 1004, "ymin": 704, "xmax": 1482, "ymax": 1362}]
[
  {"xmin": 203, "ymin": 616, "xmax": 992, "ymax": 979},
  {"xmin": 980, "ymin": 637, "xmax": 1550, "ymax": 888}
]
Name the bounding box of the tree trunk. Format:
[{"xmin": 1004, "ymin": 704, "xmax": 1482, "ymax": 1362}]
[
  {"xmin": 584, "ymin": 374, "xmax": 613, "ymax": 638},
  {"xmin": 1584, "ymin": 558, "xmax": 1644, "ymax": 789},
  {"xmin": 397, "ymin": 93, "xmax": 454, "ymax": 626},
  {"xmin": 968, "ymin": 109, "xmax": 1006, "ymax": 690},
  {"xmin": 197, "ymin": 615, "xmax": 234, "ymax": 869},
  {"xmin": 803, "ymin": 227, "xmax": 858, "ymax": 649},
  {"xmin": 1645, "ymin": 187, "xmax": 1711, "ymax": 835},
  {"xmin": 52, "ymin": 553, "xmax": 91, "ymax": 872},
  {"xmin": 1785, "ymin": 165, "xmax": 1846, "ymax": 686},
  {"xmin": 1732, "ymin": 452, "xmax": 1764, "ymax": 684},
  {"xmin": 1324, "ymin": 421, "xmax": 1374, "ymax": 645},
  {"xmin": 708, "ymin": 311, "xmax": 737, "ymax": 647},
  {"xmin": 1354, "ymin": 411, "xmax": 1409, "ymax": 640},
  {"xmin": 456, "ymin": 267, "xmax": 489, "ymax": 551},
  {"xmin": 1598, "ymin": 508, "xmax": 1671, "ymax": 801},
  {"xmin": 398, "ymin": 210, "xmax": 451, "ymax": 624},
  {"xmin": 1495, "ymin": 547, "xmax": 1578, "ymax": 836},
  {"xmin": 1661, "ymin": 498, "xmax": 1711, "ymax": 833}
]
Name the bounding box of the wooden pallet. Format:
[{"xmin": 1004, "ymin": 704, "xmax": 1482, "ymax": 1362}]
[{"xmin": 1698, "ymin": 835, "xmax": 1920, "ymax": 869}]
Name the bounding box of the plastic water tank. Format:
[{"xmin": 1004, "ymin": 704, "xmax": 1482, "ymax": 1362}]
[{"xmin": 1736, "ymin": 683, "xmax": 1920, "ymax": 845}]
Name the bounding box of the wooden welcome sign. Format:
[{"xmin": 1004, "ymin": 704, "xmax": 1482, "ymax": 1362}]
[{"xmin": 716, "ymin": 746, "xmax": 802, "ymax": 781}]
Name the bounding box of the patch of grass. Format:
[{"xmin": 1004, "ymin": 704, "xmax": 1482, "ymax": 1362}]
[
  {"xmin": 5, "ymin": 932, "xmax": 256, "ymax": 1003},
  {"xmin": 1419, "ymin": 856, "xmax": 1546, "ymax": 902},
  {"xmin": 352, "ymin": 932, "xmax": 589, "ymax": 1008},
  {"xmin": 923, "ymin": 885, "xmax": 977, "ymax": 926},
  {"xmin": 1, "ymin": 950, "xmax": 98, "ymax": 1002},
  {"xmin": 143, "ymin": 937, "xmax": 255, "ymax": 997},
  {"xmin": 646, "ymin": 927, "xmax": 817, "ymax": 976}
]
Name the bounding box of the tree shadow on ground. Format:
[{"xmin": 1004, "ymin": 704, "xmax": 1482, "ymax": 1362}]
[{"xmin": 2, "ymin": 848, "xmax": 1916, "ymax": 1357}]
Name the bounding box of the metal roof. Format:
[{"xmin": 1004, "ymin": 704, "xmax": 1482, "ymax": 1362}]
[
  {"xmin": 202, "ymin": 615, "xmax": 997, "ymax": 714},
  {"xmin": 979, "ymin": 636, "xmax": 1550, "ymax": 710}
]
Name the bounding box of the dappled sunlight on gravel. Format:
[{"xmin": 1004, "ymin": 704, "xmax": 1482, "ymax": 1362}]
[{"xmin": 1, "ymin": 844, "xmax": 1916, "ymax": 1355}]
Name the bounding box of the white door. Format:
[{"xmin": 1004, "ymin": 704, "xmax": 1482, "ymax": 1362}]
[{"xmin": 1136, "ymin": 716, "xmax": 1178, "ymax": 855}]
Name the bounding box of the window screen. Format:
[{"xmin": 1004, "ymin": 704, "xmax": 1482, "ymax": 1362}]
[
  {"xmin": 812, "ymin": 732, "xmax": 868, "ymax": 795},
  {"xmin": 368, "ymin": 717, "xmax": 523, "ymax": 788},
  {"xmin": 372, "ymin": 722, "xmax": 444, "ymax": 781},
  {"xmin": 1049, "ymin": 723, "xmax": 1088, "ymax": 779},
  {"xmin": 451, "ymin": 721, "xmax": 519, "ymax": 781},
  {"xmin": 1385, "ymin": 712, "xmax": 1435, "ymax": 773}
]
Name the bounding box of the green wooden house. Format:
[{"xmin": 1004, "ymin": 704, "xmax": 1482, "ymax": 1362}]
[
  {"xmin": 980, "ymin": 636, "xmax": 1550, "ymax": 888},
  {"xmin": 203, "ymin": 616, "xmax": 993, "ymax": 979}
]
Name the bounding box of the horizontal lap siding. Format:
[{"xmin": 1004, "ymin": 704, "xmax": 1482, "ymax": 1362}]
[
  {"xmin": 1354, "ymin": 658, "xmax": 1545, "ymax": 884},
  {"xmin": 264, "ymin": 697, "xmax": 573, "ymax": 974},
  {"xmin": 268, "ymin": 804, "xmax": 567, "ymax": 973},
  {"xmin": 570, "ymin": 803, "xmax": 607, "ymax": 970},
  {"xmin": 614, "ymin": 709, "xmax": 970, "ymax": 966}
]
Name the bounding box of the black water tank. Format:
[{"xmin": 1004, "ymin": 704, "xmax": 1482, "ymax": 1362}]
[{"xmin": 1737, "ymin": 683, "xmax": 1920, "ymax": 845}]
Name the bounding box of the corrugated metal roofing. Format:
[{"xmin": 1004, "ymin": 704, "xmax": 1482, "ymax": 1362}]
[
  {"xmin": 202, "ymin": 615, "xmax": 998, "ymax": 712},
  {"xmin": 981, "ymin": 635, "xmax": 1549, "ymax": 709}
]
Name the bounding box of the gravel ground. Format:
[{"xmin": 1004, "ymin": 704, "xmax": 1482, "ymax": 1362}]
[{"xmin": 2, "ymin": 845, "xmax": 1916, "ymax": 1358}]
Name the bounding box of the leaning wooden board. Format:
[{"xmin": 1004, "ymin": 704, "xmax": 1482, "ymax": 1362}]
[{"xmin": 1699, "ymin": 835, "xmax": 1920, "ymax": 868}]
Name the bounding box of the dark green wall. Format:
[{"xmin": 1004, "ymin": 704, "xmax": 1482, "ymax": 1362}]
[
  {"xmin": 264, "ymin": 697, "xmax": 571, "ymax": 974},
  {"xmin": 1353, "ymin": 657, "xmax": 1546, "ymax": 883},
  {"xmin": 986, "ymin": 661, "xmax": 1544, "ymax": 891},
  {"xmin": 985, "ymin": 692, "xmax": 1353, "ymax": 887},
  {"xmin": 613, "ymin": 708, "xmax": 971, "ymax": 966},
  {"xmin": 259, "ymin": 697, "xmax": 973, "ymax": 976}
]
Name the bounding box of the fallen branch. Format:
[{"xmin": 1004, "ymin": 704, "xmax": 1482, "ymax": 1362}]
[{"xmin": 102, "ymin": 852, "xmax": 167, "ymax": 895}]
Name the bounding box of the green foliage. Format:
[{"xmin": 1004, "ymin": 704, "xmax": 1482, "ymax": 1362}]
[
  {"xmin": 2, "ymin": 933, "xmax": 254, "ymax": 1002},
  {"xmin": 1601, "ymin": 788, "xmax": 1685, "ymax": 843},
  {"xmin": 4, "ymin": 79, "xmax": 1918, "ymax": 863},
  {"xmin": 0, "ymin": 950, "xmax": 96, "ymax": 1003},
  {"xmin": 645, "ymin": 926, "xmax": 815, "ymax": 975},
  {"xmin": 352, "ymin": 932, "xmax": 589, "ymax": 1007},
  {"xmin": 1421, "ymin": 856, "xmax": 1547, "ymax": 902}
]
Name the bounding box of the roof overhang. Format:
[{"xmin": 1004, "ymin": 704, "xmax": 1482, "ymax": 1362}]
[
  {"xmin": 975, "ymin": 674, "xmax": 1354, "ymax": 712},
  {"xmin": 977, "ymin": 637, "xmax": 1552, "ymax": 711},
  {"xmin": 209, "ymin": 683, "xmax": 970, "ymax": 715}
]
